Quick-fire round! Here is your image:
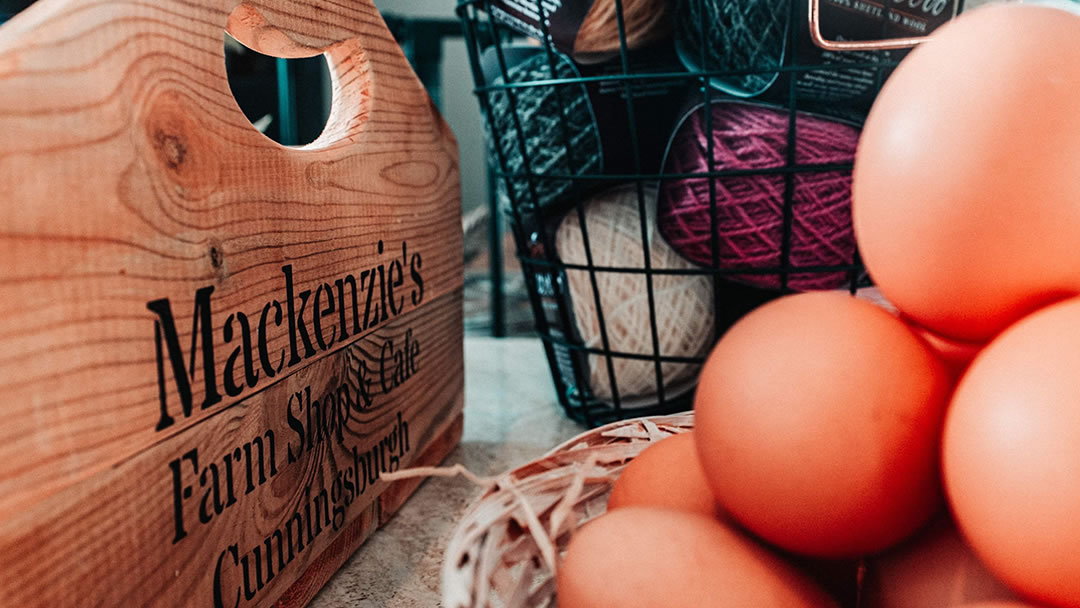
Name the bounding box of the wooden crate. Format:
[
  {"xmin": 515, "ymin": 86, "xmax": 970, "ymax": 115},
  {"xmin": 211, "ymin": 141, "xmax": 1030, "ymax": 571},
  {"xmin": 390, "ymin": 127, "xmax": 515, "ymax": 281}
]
[{"xmin": 0, "ymin": 0, "xmax": 464, "ymax": 605}]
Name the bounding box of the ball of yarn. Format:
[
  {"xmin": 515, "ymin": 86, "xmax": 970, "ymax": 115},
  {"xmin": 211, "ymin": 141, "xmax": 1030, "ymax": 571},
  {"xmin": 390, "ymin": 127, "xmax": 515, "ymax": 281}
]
[
  {"xmin": 556, "ymin": 185, "xmax": 715, "ymax": 404},
  {"xmin": 658, "ymin": 101, "xmax": 860, "ymax": 291},
  {"xmin": 674, "ymin": 0, "xmax": 787, "ymax": 97},
  {"xmin": 573, "ymin": 0, "xmax": 673, "ymax": 64},
  {"xmin": 487, "ymin": 51, "xmax": 601, "ymax": 212}
]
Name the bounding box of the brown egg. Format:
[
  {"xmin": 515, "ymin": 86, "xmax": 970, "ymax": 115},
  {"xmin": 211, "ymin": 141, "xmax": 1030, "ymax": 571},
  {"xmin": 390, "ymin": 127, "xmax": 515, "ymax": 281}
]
[
  {"xmin": 607, "ymin": 432, "xmax": 717, "ymax": 517},
  {"xmin": 944, "ymin": 297, "xmax": 1080, "ymax": 607},
  {"xmin": 695, "ymin": 292, "xmax": 950, "ymax": 558},
  {"xmin": 862, "ymin": 516, "xmax": 1017, "ymax": 607},
  {"xmin": 557, "ymin": 508, "xmax": 837, "ymax": 608},
  {"xmin": 853, "ymin": 4, "xmax": 1080, "ymax": 343}
]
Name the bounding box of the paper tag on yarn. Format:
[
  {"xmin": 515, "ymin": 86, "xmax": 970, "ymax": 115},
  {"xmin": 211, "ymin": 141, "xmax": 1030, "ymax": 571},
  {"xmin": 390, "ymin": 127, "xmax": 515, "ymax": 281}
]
[
  {"xmin": 487, "ymin": 0, "xmax": 593, "ymax": 58},
  {"xmin": 768, "ymin": 0, "xmax": 961, "ymax": 113},
  {"xmin": 818, "ymin": 0, "xmax": 959, "ymax": 41},
  {"xmin": 672, "ymin": 0, "xmax": 959, "ymax": 116}
]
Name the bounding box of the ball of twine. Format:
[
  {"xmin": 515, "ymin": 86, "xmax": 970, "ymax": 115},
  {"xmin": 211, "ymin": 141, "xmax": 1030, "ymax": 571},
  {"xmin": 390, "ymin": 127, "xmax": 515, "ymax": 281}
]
[
  {"xmin": 573, "ymin": 0, "xmax": 673, "ymax": 64},
  {"xmin": 556, "ymin": 185, "xmax": 715, "ymax": 404},
  {"xmin": 658, "ymin": 101, "xmax": 860, "ymax": 291},
  {"xmin": 487, "ymin": 51, "xmax": 601, "ymax": 212},
  {"xmin": 674, "ymin": 0, "xmax": 787, "ymax": 97}
]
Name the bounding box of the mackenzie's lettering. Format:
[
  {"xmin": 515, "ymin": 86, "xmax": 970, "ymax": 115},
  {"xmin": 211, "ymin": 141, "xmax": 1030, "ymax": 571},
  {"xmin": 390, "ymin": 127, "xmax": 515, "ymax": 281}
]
[
  {"xmin": 148, "ymin": 287, "xmax": 222, "ymax": 431},
  {"xmin": 147, "ymin": 242, "xmax": 424, "ymax": 432}
]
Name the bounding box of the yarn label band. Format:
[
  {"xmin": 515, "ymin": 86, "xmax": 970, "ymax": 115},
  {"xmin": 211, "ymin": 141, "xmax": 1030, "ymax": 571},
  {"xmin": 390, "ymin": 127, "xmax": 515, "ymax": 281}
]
[
  {"xmin": 671, "ymin": 0, "xmax": 958, "ymax": 115},
  {"xmin": 820, "ymin": 0, "xmax": 958, "ymax": 39},
  {"xmin": 488, "ymin": 0, "xmax": 591, "ymax": 58},
  {"xmin": 772, "ymin": 0, "xmax": 960, "ymax": 112}
]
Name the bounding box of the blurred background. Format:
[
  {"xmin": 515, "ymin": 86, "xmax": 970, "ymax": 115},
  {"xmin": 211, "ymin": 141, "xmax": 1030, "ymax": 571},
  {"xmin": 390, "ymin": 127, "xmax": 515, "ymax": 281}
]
[{"xmin": 0, "ymin": 0, "xmax": 999, "ymax": 343}]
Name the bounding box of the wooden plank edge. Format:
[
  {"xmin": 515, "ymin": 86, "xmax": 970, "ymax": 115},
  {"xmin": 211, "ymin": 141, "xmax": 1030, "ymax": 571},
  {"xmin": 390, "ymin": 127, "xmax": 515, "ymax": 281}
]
[{"xmin": 271, "ymin": 408, "xmax": 465, "ymax": 608}]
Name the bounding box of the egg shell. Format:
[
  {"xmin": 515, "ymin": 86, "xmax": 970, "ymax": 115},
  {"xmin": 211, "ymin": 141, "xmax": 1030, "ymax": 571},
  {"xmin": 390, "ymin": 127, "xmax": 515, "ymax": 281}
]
[
  {"xmin": 853, "ymin": 287, "xmax": 983, "ymax": 380},
  {"xmin": 695, "ymin": 292, "xmax": 950, "ymax": 558},
  {"xmin": 557, "ymin": 507, "xmax": 837, "ymax": 608},
  {"xmin": 944, "ymin": 296, "xmax": 1080, "ymax": 607},
  {"xmin": 862, "ymin": 515, "xmax": 1017, "ymax": 607},
  {"xmin": 607, "ymin": 432, "xmax": 718, "ymax": 517},
  {"xmin": 852, "ymin": 4, "xmax": 1080, "ymax": 342},
  {"xmin": 903, "ymin": 318, "xmax": 986, "ymax": 382}
]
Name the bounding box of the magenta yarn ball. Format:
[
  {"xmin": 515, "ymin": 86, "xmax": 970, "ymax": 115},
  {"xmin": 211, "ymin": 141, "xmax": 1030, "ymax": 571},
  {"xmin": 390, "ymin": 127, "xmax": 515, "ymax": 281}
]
[{"xmin": 658, "ymin": 101, "xmax": 861, "ymax": 291}]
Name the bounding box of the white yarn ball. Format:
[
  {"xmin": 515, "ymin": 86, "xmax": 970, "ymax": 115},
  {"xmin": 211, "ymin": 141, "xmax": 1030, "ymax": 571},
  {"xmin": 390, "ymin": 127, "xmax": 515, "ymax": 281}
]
[{"xmin": 555, "ymin": 185, "xmax": 715, "ymax": 405}]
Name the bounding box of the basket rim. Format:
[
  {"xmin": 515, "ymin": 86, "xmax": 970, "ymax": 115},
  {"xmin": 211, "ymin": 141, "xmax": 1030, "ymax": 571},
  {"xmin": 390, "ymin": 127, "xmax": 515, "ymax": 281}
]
[{"xmin": 541, "ymin": 411, "xmax": 694, "ymax": 457}]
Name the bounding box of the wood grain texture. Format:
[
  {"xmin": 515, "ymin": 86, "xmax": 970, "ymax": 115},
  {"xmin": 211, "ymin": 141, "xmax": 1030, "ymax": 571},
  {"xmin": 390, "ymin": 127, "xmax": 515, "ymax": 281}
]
[
  {"xmin": 0, "ymin": 0, "xmax": 464, "ymax": 605},
  {"xmin": 0, "ymin": 0, "xmax": 461, "ymax": 509}
]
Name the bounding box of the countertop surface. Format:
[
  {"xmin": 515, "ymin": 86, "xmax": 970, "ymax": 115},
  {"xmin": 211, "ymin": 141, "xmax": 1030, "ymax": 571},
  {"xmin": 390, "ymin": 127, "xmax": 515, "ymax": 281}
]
[{"xmin": 308, "ymin": 337, "xmax": 586, "ymax": 608}]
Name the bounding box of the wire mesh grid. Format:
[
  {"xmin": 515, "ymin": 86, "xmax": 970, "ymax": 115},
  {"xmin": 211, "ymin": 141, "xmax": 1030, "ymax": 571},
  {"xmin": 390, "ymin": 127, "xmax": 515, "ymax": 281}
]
[{"xmin": 456, "ymin": 0, "xmax": 962, "ymax": 427}]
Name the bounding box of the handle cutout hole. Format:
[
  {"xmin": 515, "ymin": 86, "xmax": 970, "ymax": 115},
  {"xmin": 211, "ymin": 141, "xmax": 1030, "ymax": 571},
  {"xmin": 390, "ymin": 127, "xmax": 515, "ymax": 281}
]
[
  {"xmin": 0, "ymin": 0, "xmax": 36, "ymax": 25},
  {"xmin": 225, "ymin": 33, "xmax": 331, "ymax": 146}
]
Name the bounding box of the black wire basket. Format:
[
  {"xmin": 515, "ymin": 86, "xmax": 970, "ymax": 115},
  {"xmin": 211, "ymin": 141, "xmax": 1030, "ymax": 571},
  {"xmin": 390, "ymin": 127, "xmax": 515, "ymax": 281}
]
[{"xmin": 456, "ymin": 0, "xmax": 965, "ymax": 427}]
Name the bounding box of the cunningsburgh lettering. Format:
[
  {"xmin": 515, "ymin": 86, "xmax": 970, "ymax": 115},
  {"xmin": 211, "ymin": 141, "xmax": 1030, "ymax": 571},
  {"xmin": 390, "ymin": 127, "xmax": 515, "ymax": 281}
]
[
  {"xmin": 211, "ymin": 414, "xmax": 410, "ymax": 608},
  {"xmin": 146, "ymin": 240, "xmax": 424, "ymax": 433}
]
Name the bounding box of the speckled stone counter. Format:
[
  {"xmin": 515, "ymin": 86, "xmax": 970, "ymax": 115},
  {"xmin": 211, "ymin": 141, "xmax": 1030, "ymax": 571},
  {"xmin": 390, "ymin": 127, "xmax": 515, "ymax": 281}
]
[{"xmin": 308, "ymin": 337, "xmax": 585, "ymax": 608}]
